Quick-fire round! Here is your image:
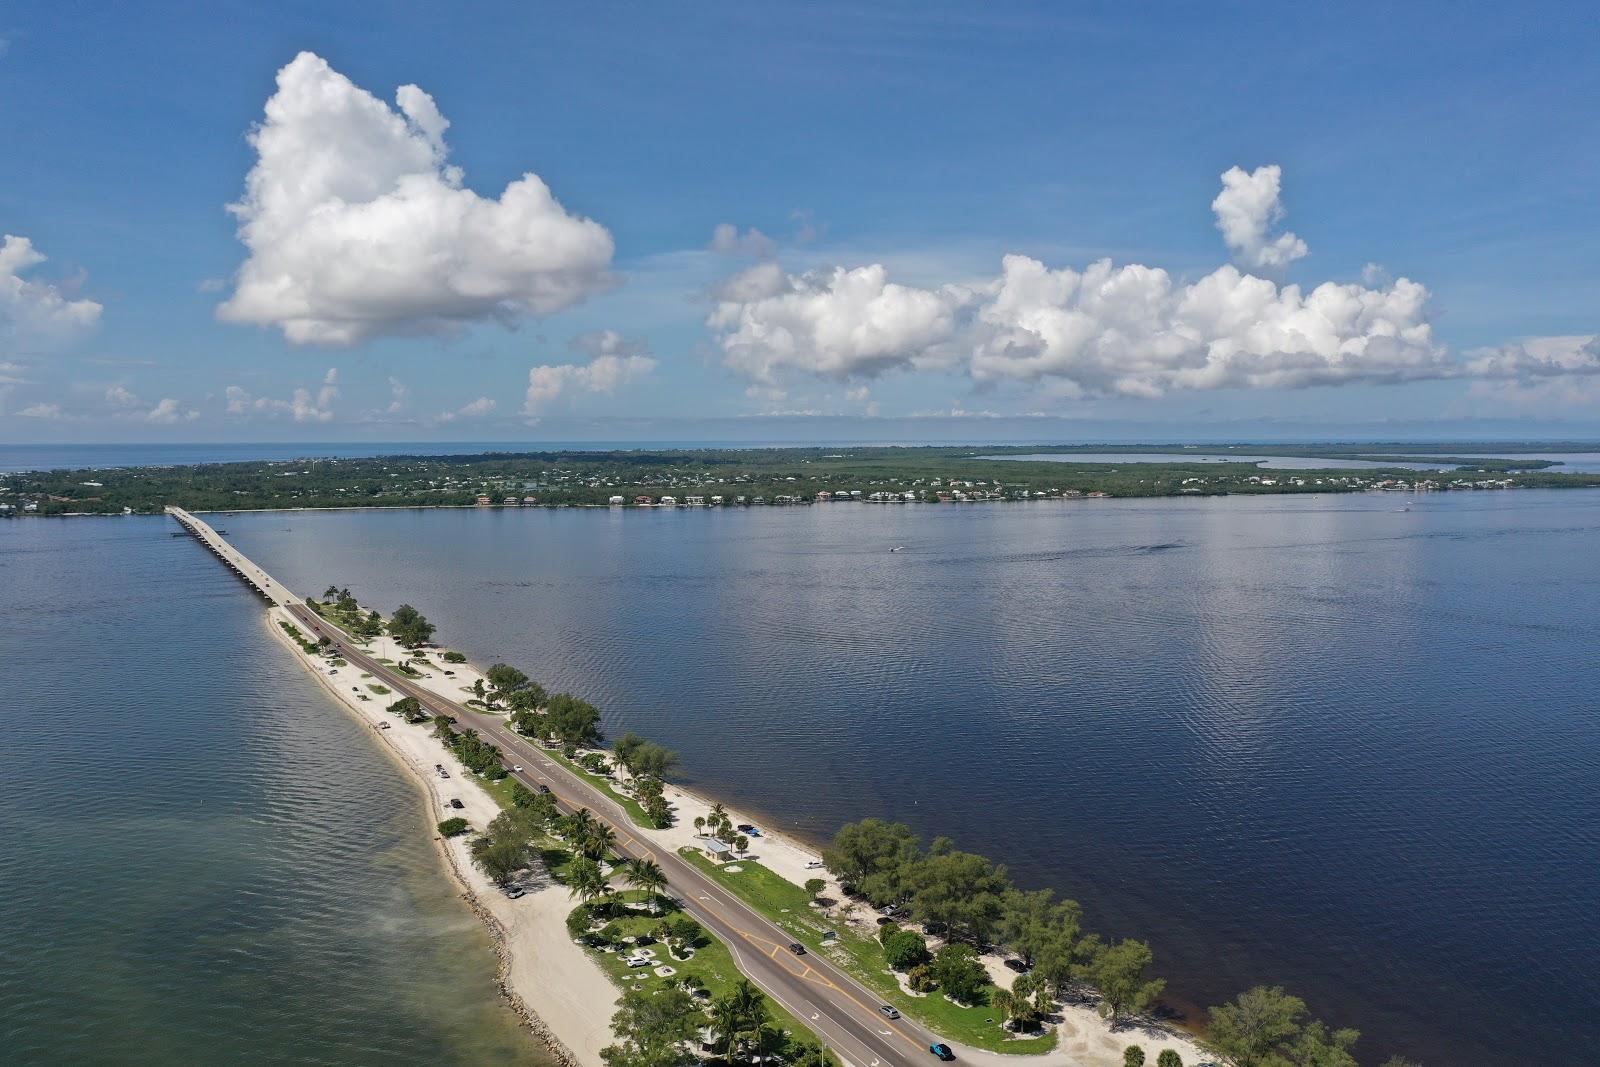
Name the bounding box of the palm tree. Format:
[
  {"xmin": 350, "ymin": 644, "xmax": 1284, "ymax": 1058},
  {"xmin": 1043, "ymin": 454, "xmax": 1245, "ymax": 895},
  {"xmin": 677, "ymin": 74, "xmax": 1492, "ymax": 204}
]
[
  {"xmin": 708, "ymin": 995, "xmax": 745, "ymax": 1060},
  {"xmin": 991, "ymin": 988, "xmax": 1018, "ymax": 1030},
  {"xmin": 625, "ymin": 858, "xmax": 668, "ymax": 913},
  {"xmin": 693, "ymin": 815, "xmax": 706, "ymax": 835},
  {"xmin": 579, "ymin": 822, "xmax": 617, "ymax": 862},
  {"xmin": 566, "ymin": 856, "xmax": 608, "ymax": 906},
  {"xmin": 562, "ymin": 808, "xmax": 597, "ymax": 842},
  {"xmin": 731, "ymin": 979, "xmax": 767, "ymax": 1031}
]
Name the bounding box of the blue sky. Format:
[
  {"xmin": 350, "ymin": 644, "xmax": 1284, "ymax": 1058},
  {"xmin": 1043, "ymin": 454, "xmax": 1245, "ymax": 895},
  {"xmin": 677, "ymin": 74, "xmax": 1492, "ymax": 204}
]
[{"xmin": 2, "ymin": 1, "xmax": 1598, "ymax": 443}]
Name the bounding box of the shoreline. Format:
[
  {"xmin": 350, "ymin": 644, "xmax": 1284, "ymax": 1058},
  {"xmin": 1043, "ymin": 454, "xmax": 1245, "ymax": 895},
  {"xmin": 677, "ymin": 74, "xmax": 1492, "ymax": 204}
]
[
  {"xmin": 264, "ymin": 609, "xmax": 610, "ymax": 1067},
  {"xmin": 174, "ymin": 502, "xmax": 1209, "ymax": 1067},
  {"xmin": 265, "ymin": 608, "xmax": 1208, "ymax": 1067}
]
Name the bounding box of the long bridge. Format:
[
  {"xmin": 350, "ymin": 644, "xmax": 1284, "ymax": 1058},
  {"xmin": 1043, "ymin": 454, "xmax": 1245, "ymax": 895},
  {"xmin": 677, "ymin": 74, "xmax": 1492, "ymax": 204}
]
[{"xmin": 169, "ymin": 506, "xmax": 952, "ymax": 1067}]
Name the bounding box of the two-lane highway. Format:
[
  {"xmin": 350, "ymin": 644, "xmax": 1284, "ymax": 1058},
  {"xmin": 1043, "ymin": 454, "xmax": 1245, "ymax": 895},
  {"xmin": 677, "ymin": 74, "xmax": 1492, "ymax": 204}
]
[
  {"xmin": 171, "ymin": 504, "xmax": 948, "ymax": 1067},
  {"xmin": 286, "ymin": 600, "xmax": 942, "ymax": 1067}
]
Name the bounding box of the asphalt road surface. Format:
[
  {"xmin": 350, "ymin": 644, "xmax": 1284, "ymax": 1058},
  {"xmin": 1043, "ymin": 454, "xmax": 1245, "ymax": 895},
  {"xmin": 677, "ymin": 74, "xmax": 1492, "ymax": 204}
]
[{"xmin": 170, "ymin": 505, "xmax": 951, "ymax": 1067}]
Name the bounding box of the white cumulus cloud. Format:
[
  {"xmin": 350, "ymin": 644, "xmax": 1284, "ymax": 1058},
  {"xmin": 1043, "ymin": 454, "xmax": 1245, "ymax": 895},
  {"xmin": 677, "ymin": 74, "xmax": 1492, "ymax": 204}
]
[
  {"xmin": 709, "ymin": 223, "xmax": 776, "ymax": 259},
  {"xmin": 1, "ymin": 235, "xmax": 103, "ymax": 345},
  {"xmin": 224, "ymin": 367, "xmax": 339, "ymax": 422},
  {"xmin": 701, "ymin": 165, "xmax": 1518, "ymax": 398},
  {"xmin": 435, "ymin": 396, "xmax": 496, "ymax": 423},
  {"xmin": 968, "ymin": 256, "xmax": 1442, "ymax": 396},
  {"xmin": 105, "ymin": 385, "xmax": 140, "ymax": 408},
  {"xmin": 707, "ymin": 264, "xmax": 967, "ymax": 383},
  {"xmin": 145, "ymin": 398, "xmax": 197, "ymax": 424},
  {"xmin": 1460, "ymin": 334, "xmax": 1600, "ymax": 379},
  {"xmin": 524, "ymin": 332, "xmax": 656, "ymax": 414},
  {"xmin": 1212, "ymin": 164, "xmax": 1308, "ymax": 272},
  {"xmin": 17, "ymin": 402, "xmax": 64, "ymax": 419},
  {"xmin": 217, "ymin": 52, "xmax": 615, "ymax": 346}
]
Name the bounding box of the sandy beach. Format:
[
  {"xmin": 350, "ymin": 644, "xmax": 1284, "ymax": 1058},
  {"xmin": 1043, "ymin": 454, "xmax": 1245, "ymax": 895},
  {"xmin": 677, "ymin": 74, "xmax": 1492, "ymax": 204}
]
[{"xmin": 266, "ymin": 604, "xmax": 1208, "ymax": 1067}]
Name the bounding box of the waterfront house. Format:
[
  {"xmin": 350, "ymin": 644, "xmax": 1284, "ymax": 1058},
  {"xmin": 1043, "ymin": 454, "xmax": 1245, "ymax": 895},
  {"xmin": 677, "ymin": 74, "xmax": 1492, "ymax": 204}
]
[
  {"xmin": 660, "ymin": 495, "xmax": 678, "ymax": 506},
  {"xmin": 475, "ymin": 494, "xmax": 491, "ymax": 506},
  {"xmin": 686, "ymin": 495, "xmax": 705, "ymax": 505},
  {"xmin": 523, "ymin": 495, "xmax": 539, "ymax": 505},
  {"xmin": 634, "ymin": 495, "xmax": 652, "ymax": 505},
  {"xmin": 710, "ymin": 495, "xmax": 724, "ymax": 505},
  {"xmin": 694, "ymin": 836, "xmax": 735, "ymax": 862},
  {"xmin": 609, "ymin": 495, "xmax": 625, "ymax": 505},
  {"xmin": 502, "ymin": 495, "xmax": 519, "ymax": 505}
]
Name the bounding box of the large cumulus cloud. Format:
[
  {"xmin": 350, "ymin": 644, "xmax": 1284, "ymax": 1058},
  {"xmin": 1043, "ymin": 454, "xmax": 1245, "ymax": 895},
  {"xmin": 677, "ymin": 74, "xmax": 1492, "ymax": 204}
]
[
  {"xmin": 218, "ymin": 53, "xmax": 615, "ymax": 345},
  {"xmin": 707, "ymin": 263, "xmax": 968, "ymax": 383},
  {"xmin": 705, "ymin": 165, "xmax": 1599, "ymax": 399}
]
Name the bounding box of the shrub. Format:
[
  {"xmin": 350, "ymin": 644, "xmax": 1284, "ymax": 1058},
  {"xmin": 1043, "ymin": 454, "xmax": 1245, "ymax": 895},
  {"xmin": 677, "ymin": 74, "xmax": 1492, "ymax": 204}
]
[
  {"xmin": 1156, "ymin": 1051, "xmax": 1182, "ymax": 1067},
  {"xmin": 805, "ymin": 877, "xmax": 826, "ymax": 899},
  {"xmin": 443, "ymin": 651, "xmax": 467, "ymax": 663},
  {"xmin": 883, "ymin": 929, "xmax": 931, "ymax": 971},
  {"xmin": 907, "ymin": 964, "xmax": 938, "ymax": 993},
  {"xmin": 565, "ymin": 904, "xmax": 594, "ymax": 938},
  {"xmin": 436, "ymin": 817, "xmax": 470, "ymax": 837},
  {"xmin": 1123, "ymin": 1047, "xmax": 1145, "ymax": 1067}
]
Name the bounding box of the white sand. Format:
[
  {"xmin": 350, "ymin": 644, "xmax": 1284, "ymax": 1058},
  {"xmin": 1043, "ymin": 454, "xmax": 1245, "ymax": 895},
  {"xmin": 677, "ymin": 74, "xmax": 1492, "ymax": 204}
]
[
  {"xmin": 268, "ymin": 608, "xmax": 616, "ymax": 1067},
  {"xmin": 277, "ymin": 610, "xmax": 1207, "ymax": 1067}
]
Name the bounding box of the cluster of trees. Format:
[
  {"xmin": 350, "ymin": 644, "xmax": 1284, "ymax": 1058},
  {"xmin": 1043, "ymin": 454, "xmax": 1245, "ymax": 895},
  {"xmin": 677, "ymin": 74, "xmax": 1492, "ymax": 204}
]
[
  {"xmin": 692, "ymin": 802, "xmax": 748, "ymax": 853},
  {"xmin": 1121, "ymin": 1049, "xmax": 1184, "ymax": 1067},
  {"xmin": 603, "ymin": 977, "xmax": 835, "ymax": 1067},
  {"xmin": 829, "ymin": 820, "xmax": 1386, "ymax": 1062},
  {"xmin": 509, "ymin": 691, "xmax": 604, "ymax": 753},
  {"xmin": 1202, "ymin": 986, "xmax": 1379, "ymax": 1067},
  {"xmin": 388, "ymin": 603, "xmax": 435, "ymax": 647},
  {"xmin": 386, "ymin": 696, "xmax": 429, "ymax": 724},
  {"xmin": 470, "ymin": 793, "xmax": 557, "ymax": 886},
  {"xmin": 434, "ymin": 716, "xmax": 508, "ymax": 781},
  {"xmin": 613, "ymin": 731, "xmax": 678, "ymax": 827},
  {"xmin": 471, "ymin": 659, "xmax": 677, "ymax": 828},
  {"xmin": 826, "ymin": 819, "xmax": 1160, "ymax": 1026},
  {"xmin": 484, "ymin": 664, "xmax": 548, "ymax": 712},
  {"xmin": 308, "ymin": 587, "xmax": 386, "ymax": 638}
]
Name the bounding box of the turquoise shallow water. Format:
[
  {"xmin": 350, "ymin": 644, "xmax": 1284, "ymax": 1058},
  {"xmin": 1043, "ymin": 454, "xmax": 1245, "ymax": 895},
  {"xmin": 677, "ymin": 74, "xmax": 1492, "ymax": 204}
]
[
  {"xmin": 0, "ymin": 518, "xmax": 548, "ymax": 1066},
  {"xmin": 218, "ymin": 490, "xmax": 1600, "ymax": 1066}
]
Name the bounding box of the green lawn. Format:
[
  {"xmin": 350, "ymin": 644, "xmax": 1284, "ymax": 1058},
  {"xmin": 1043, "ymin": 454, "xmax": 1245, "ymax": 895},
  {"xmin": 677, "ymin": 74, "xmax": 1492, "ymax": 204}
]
[
  {"xmin": 573, "ymin": 902, "xmax": 812, "ymax": 1040},
  {"xmin": 677, "ymin": 851, "xmax": 1057, "ymax": 1055},
  {"xmin": 541, "ymin": 746, "xmax": 657, "ymax": 829},
  {"xmin": 366, "ymin": 683, "xmax": 391, "ymax": 695}
]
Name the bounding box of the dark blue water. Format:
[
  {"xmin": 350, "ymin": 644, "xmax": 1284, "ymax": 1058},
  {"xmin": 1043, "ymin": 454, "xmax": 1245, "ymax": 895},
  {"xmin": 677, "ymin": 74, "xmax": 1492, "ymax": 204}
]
[
  {"xmin": 219, "ymin": 491, "xmax": 1600, "ymax": 1065},
  {"xmin": 0, "ymin": 518, "xmax": 547, "ymax": 1065}
]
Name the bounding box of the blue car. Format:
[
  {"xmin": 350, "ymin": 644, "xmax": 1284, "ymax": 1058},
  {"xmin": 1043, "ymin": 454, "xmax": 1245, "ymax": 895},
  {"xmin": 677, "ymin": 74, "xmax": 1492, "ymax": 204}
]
[{"xmin": 930, "ymin": 1043, "xmax": 955, "ymax": 1061}]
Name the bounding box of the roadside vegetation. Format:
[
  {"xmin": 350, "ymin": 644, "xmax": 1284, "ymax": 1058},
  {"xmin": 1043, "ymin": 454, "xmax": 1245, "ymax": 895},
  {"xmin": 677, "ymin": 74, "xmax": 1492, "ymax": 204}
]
[
  {"xmin": 449, "ymin": 768, "xmax": 832, "ymax": 1067},
  {"xmin": 681, "ymin": 819, "xmax": 1377, "ymax": 1064},
  {"xmin": 287, "ymin": 593, "xmax": 1389, "ymax": 1066}
]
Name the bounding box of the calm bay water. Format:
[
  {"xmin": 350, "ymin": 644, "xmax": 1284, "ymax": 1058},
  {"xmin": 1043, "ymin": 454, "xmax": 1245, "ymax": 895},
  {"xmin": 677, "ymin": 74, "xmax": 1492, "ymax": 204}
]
[
  {"xmin": 207, "ymin": 491, "xmax": 1600, "ymax": 1066},
  {"xmin": 0, "ymin": 518, "xmax": 548, "ymax": 1066}
]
